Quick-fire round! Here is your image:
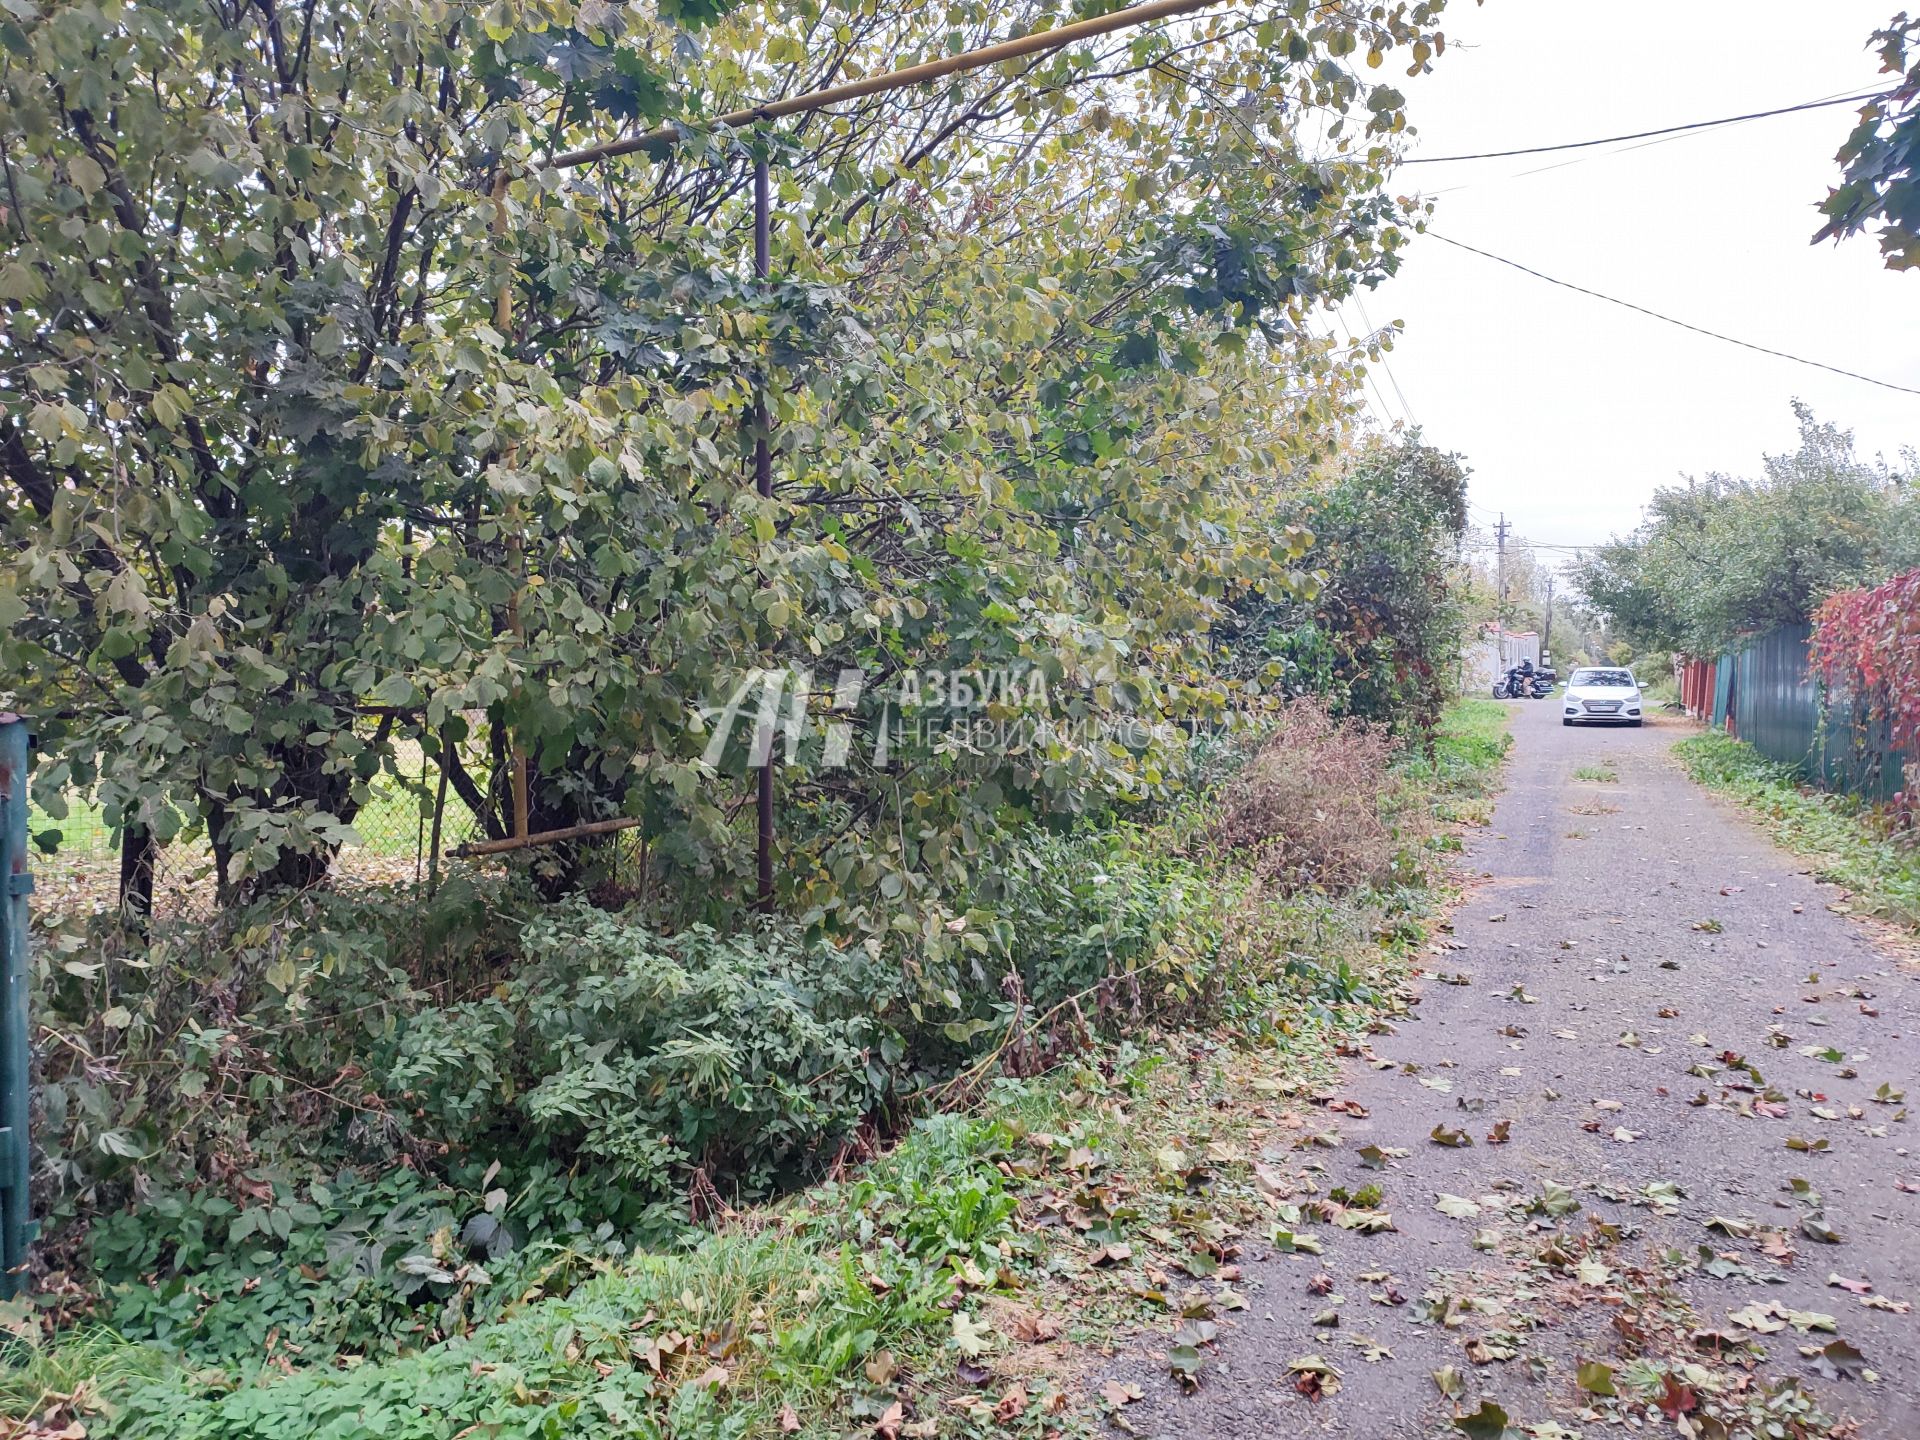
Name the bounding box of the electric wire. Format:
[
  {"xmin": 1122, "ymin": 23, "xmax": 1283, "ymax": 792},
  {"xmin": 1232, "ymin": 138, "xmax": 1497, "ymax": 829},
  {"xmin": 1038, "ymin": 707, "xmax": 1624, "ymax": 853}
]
[
  {"xmin": 1401, "ymin": 90, "xmax": 1889, "ymax": 165},
  {"xmin": 1426, "ymin": 233, "xmax": 1920, "ymax": 397}
]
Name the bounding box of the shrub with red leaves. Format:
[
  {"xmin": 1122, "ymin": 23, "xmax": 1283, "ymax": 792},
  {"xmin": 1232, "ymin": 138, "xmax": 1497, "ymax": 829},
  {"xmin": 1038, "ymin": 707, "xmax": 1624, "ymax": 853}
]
[{"xmin": 1809, "ymin": 567, "xmax": 1920, "ymax": 814}]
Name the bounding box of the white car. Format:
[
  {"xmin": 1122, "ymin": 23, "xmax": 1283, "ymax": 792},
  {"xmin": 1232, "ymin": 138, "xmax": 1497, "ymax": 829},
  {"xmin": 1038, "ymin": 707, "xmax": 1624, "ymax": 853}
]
[{"xmin": 1562, "ymin": 666, "xmax": 1644, "ymax": 727}]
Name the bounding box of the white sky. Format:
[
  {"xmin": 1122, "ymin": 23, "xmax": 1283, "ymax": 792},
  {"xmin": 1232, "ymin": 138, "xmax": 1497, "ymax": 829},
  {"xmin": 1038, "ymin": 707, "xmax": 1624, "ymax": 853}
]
[{"xmin": 1336, "ymin": 0, "xmax": 1920, "ymax": 567}]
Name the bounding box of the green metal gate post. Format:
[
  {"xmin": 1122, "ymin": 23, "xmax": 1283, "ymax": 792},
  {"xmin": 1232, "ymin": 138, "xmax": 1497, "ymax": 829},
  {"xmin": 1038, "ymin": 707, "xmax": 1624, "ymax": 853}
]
[{"xmin": 0, "ymin": 716, "xmax": 34, "ymax": 1295}]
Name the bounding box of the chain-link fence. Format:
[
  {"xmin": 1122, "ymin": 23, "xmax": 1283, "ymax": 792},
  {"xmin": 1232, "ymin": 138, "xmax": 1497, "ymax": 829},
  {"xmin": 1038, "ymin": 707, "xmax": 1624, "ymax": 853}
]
[{"xmin": 30, "ymin": 732, "xmax": 496, "ymax": 925}]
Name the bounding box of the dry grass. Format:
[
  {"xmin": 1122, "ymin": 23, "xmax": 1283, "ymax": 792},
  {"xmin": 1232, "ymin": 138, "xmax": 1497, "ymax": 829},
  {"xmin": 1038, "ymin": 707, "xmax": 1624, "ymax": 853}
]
[{"xmin": 1208, "ymin": 701, "xmax": 1399, "ymax": 896}]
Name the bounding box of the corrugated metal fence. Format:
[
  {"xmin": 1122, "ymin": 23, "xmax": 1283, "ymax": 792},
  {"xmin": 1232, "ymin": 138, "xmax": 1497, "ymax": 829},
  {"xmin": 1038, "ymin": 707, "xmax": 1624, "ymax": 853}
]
[{"xmin": 1707, "ymin": 624, "xmax": 1906, "ymax": 803}]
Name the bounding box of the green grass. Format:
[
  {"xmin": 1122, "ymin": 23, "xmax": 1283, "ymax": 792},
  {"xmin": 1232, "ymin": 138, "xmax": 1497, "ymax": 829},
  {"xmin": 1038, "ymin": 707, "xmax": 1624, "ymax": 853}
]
[
  {"xmin": 1675, "ymin": 730, "xmax": 1920, "ymax": 931},
  {"xmin": 1401, "ymin": 696, "xmax": 1511, "ymax": 825},
  {"xmin": 0, "ymin": 1325, "xmax": 172, "ymax": 1422},
  {"xmin": 1573, "ymin": 763, "xmax": 1619, "ymax": 784},
  {"xmin": 28, "ymin": 740, "xmax": 483, "ymax": 891}
]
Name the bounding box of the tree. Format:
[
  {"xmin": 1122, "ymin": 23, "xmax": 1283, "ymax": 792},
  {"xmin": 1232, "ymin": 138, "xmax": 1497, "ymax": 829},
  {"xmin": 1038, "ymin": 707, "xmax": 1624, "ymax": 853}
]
[
  {"xmin": 1, "ymin": 0, "xmax": 1460, "ymax": 924},
  {"xmin": 1573, "ymin": 405, "xmax": 1920, "ymax": 655},
  {"xmin": 1816, "ymin": 12, "xmax": 1920, "ymax": 270},
  {"xmin": 1214, "ymin": 432, "xmax": 1470, "ymax": 743}
]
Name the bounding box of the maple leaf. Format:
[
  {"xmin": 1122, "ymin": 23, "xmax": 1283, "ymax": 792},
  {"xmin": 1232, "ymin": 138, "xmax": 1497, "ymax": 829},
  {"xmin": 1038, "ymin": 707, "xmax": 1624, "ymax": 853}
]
[{"xmin": 1656, "ymin": 1371, "xmax": 1698, "ymax": 1419}]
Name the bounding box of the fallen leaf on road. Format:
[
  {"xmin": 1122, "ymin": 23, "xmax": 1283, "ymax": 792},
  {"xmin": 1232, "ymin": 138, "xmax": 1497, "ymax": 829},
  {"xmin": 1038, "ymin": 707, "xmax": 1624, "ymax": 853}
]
[
  {"xmin": 1431, "ymin": 1363, "xmax": 1466, "ymax": 1398},
  {"xmin": 1287, "ymin": 1354, "xmax": 1340, "ymax": 1400},
  {"xmin": 1656, "ymin": 1371, "xmax": 1699, "ymax": 1419},
  {"xmin": 1810, "ymin": 1338, "xmax": 1868, "ymax": 1380},
  {"xmin": 1827, "ymin": 1273, "xmax": 1871, "ymax": 1294},
  {"xmin": 1100, "ymin": 1380, "xmax": 1143, "ymax": 1408},
  {"xmin": 1430, "ymin": 1124, "xmax": 1473, "ymax": 1147},
  {"xmin": 1577, "ymin": 1359, "xmax": 1617, "ymax": 1395},
  {"xmin": 1167, "ymin": 1344, "xmax": 1205, "ymax": 1389},
  {"xmin": 1452, "ymin": 1400, "xmax": 1510, "ymax": 1438},
  {"xmin": 1730, "ymin": 1301, "xmax": 1836, "ymax": 1334},
  {"xmin": 1435, "ymin": 1193, "xmax": 1481, "ymax": 1219},
  {"xmin": 1800, "ymin": 1215, "xmax": 1843, "ymax": 1244}
]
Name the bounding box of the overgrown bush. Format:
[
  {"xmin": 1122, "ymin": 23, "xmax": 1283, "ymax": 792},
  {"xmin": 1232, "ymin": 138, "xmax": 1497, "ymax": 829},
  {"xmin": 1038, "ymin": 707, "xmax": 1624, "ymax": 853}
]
[
  {"xmin": 1208, "ymin": 702, "xmax": 1400, "ymax": 895},
  {"xmin": 379, "ymin": 903, "xmax": 904, "ymax": 1203},
  {"xmin": 981, "ymin": 829, "xmax": 1224, "ymax": 1033}
]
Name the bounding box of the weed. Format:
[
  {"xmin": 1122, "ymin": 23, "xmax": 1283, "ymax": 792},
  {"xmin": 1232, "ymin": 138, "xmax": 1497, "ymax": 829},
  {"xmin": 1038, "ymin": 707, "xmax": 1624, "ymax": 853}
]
[
  {"xmin": 1573, "ymin": 763, "xmax": 1619, "ymax": 784},
  {"xmin": 1675, "ymin": 731, "xmax": 1920, "ymax": 930},
  {"xmin": 1209, "ymin": 701, "xmax": 1399, "ymax": 895}
]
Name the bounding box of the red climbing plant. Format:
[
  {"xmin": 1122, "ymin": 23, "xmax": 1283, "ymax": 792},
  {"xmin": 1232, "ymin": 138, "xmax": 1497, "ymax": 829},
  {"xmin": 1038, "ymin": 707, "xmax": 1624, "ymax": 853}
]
[{"xmin": 1810, "ymin": 567, "xmax": 1920, "ymax": 815}]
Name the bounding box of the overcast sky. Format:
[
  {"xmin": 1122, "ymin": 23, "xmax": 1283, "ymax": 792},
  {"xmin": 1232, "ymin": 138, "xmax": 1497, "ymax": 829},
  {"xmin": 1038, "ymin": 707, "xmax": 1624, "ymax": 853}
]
[{"xmin": 1336, "ymin": 0, "xmax": 1920, "ymax": 571}]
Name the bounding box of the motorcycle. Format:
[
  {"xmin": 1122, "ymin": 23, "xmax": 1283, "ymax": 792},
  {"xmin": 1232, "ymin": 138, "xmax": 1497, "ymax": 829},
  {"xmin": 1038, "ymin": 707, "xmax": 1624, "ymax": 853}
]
[
  {"xmin": 1492, "ymin": 667, "xmax": 1539, "ymax": 699},
  {"xmin": 1528, "ymin": 673, "xmax": 1556, "ymax": 699}
]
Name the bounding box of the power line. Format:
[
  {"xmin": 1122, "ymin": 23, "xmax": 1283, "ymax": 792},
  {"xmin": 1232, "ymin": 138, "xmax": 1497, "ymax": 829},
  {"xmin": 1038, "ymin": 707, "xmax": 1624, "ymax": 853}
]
[
  {"xmin": 1355, "ymin": 295, "xmax": 1418, "ymax": 428},
  {"xmin": 1401, "ymin": 90, "xmax": 1889, "ymax": 166},
  {"xmin": 1419, "ymin": 81, "xmax": 1884, "ymax": 200},
  {"xmin": 1426, "ymin": 233, "xmax": 1920, "ymax": 398}
]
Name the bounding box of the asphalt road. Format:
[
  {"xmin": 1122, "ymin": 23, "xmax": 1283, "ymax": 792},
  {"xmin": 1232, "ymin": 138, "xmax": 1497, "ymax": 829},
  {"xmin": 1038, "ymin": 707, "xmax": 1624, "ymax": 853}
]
[{"xmin": 1116, "ymin": 700, "xmax": 1920, "ymax": 1438}]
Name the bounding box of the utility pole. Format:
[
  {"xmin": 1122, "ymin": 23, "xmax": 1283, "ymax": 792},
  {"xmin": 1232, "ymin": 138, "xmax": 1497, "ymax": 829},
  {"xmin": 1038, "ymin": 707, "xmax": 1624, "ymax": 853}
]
[
  {"xmin": 1543, "ymin": 572, "xmax": 1556, "ymax": 664},
  {"xmin": 1494, "ymin": 512, "xmax": 1510, "ymax": 630}
]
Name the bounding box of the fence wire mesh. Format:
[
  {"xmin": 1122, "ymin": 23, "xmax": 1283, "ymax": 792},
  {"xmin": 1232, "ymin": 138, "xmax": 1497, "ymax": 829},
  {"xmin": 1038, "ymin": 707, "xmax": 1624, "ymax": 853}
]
[{"xmin": 30, "ymin": 727, "xmax": 496, "ymax": 925}]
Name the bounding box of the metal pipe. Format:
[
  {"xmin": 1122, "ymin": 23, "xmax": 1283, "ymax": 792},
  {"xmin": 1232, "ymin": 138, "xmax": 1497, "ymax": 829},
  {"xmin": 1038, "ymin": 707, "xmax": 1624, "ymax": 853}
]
[
  {"xmin": 0, "ymin": 716, "xmax": 36, "ymax": 1296},
  {"xmin": 753, "ymin": 146, "xmax": 775, "ymax": 912},
  {"xmin": 547, "ymin": 0, "xmax": 1222, "ymax": 170}
]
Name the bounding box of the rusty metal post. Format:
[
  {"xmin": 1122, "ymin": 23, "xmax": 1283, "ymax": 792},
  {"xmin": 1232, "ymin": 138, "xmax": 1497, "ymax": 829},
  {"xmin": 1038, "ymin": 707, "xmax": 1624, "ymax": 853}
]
[
  {"xmin": 753, "ymin": 144, "xmax": 775, "ymax": 912},
  {"xmin": 0, "ymin": 716, "xmax": 37, "ymax": 1294}
]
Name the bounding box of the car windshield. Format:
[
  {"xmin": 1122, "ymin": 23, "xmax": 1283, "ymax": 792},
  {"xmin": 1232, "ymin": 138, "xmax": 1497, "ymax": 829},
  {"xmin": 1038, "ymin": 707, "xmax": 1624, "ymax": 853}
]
[{"xmin": 1571, "ymin": 668, "xmax": 1634, "ymax": 688}]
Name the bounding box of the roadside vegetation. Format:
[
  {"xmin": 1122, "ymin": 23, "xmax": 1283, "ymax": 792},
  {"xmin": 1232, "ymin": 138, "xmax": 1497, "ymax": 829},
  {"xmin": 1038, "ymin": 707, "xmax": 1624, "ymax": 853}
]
[
  {"xmin": 2, "ymin": 700, "xmax": 1509, "ymax": 1438},
  {"xmin": 1574, "ymin": 406, "xmax": 1920, "ymax": 662},
  {"xmin": 1674, "ymin": 731, "xmax": 1920, "ymax": 932}
]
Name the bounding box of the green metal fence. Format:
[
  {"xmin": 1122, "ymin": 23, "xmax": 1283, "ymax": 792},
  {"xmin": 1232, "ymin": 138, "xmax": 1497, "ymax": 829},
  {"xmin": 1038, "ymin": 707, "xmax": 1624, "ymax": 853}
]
[
  {"xmin": 1712, "ymin": 625, "xmax": 1907, "ymax": 803},
  {"xmin": 0, "ymin": 717, "xmax": 35, "ymax": 1295}
]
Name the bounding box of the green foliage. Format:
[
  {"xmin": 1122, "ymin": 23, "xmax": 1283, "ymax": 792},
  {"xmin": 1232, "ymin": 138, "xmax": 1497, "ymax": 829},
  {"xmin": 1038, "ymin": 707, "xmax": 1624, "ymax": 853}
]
[
  {"xmin": 89, "ymin": 1169, "xmax": 500, "ymax": 1366},
  {"xmin": 103, "ymin": 1105, "xmax": 1032, "ymax": 1440},
  {"xmin": 0, "ymin": 1325, "xmax": 172, "ymax": 1424},
  {"xmin": 1216, "ymin": 433, "xmax": 1471, "ymax": 739},
  {"xmin": 1575, "ymin": 405, "xmax": 1920, "ymax": 656},
  {"xmin": 1816, "ymin": 14, "xmax": 1920, "ymax": 269},
  {"xmin": 11, "ymin": 696, "xmax": 1512, "ymax": 1436},
  {"xmin": 1675, "ymin": 731, "xmax": 1920, "ymax": 930},
  {"xmin": 32, "ymin": 876, "xmax": 521, "ymax": 1217},
  {"xmin": 2, "ymin": 0, "xmax": 1456, "ymax": 936},
  {"xmin": 982, "ymin": 827, "xmax": 1225, "ymax": 1027},
  {"xmin": 384, "ymin": 904, "xmax": 901, "ymax": 1198}
]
